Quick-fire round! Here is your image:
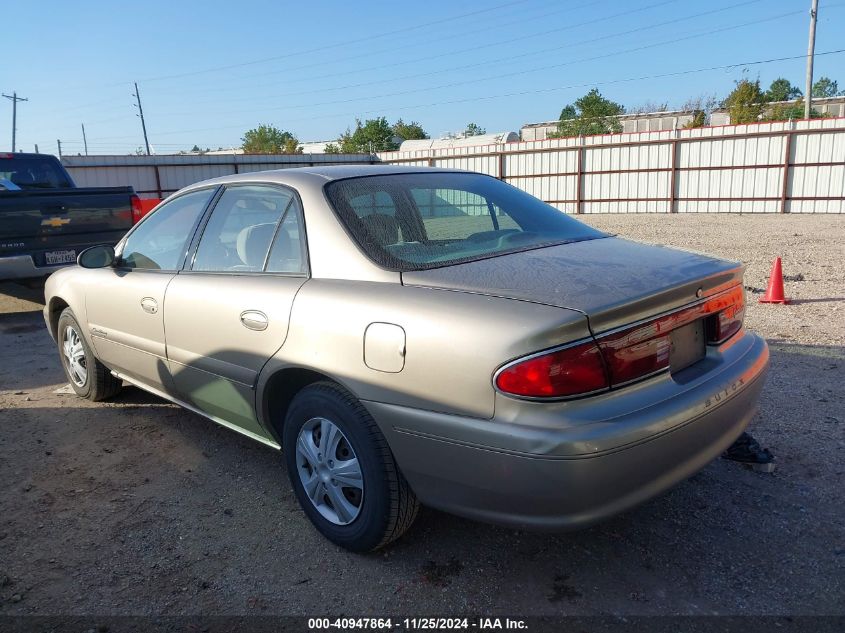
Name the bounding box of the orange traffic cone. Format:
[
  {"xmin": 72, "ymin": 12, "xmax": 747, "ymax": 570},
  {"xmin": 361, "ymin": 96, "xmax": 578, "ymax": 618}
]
[{"xmin": 759, "ymin": 257, "xmax": 790, "ymax": 304}]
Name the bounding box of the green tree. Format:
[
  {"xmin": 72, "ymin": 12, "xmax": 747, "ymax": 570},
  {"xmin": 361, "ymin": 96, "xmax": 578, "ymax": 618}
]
[
  {"xmin": 683, "ymin": 110, "xmax": 706, "ymax": 129},
  {"xmin": 464, "ymin": 122, "xmax": 486, "ymax": 136},
  {"xmin": 392, "ymin": 119, "xmax": 428, "ymax": 141},
  {"xmin": 324, "ymin": 142, "xmax": 341, "ymax": 154},
  {"xmin": 765, "ymin": 98, "xmax": 827, "ymax": 122},
  {"xmin": 812, "ymin": 77, "xmax": 842, "ymax": 98},
  {"xmin": 241, "ymin": 124, "xmax": 300, "ymax": 154},
  {"xmin": 679, "ymin": 95, "xmax": 719, "ymax": 129},
  {"xmin": 338, "ymin": 117, "xmax": 399, "ymax": 152},
  {"xmin": 282, "ymin": 137, "xmax": 303, "ymax": 154},
  {"xmin": 723, "ymin": 80, "xmax": 766, "ymax": 124},
  {"xmin": 559, "ymin": 104, "xmax": 577, "ymax": 120},
  {"xmin": 765, "ymin": 78, "xmax": 802, "ymax": 102},
  {"xmin": 550, "ymin": 89, "xmax": 625, "ymax": 138}
]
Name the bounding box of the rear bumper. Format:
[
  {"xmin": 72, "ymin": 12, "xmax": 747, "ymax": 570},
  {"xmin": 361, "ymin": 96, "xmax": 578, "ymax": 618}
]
[
  {"xmin": 0, "ymin": 254, "xmax": 69, "ymax": 280},
  {"xmin": 366, "ymin": 331, "xmax": 769, "ymax": 530}
]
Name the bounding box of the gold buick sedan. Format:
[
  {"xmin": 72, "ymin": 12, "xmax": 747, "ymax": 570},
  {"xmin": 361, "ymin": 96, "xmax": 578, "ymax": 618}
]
[{"xmin": 43, "ymin": 166, "xmax": 768, "ymax": 551}]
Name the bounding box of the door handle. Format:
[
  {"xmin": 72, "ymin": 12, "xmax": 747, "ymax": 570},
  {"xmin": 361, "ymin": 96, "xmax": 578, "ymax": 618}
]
[
  {"xmin": 140, "ymin": 297, "xmax": 158, "ymax": 314},
  {"xmin": 240, "ymin": 310, "xmax": 268, "ymax": 331}
]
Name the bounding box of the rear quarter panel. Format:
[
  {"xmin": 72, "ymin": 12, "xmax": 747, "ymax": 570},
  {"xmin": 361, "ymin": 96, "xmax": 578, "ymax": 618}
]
[{"xmin": 259, "ymin": 279, "xmax": 591, "ymax": 419}]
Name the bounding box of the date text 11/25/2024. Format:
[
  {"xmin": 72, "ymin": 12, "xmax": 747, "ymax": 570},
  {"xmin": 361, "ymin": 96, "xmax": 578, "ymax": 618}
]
[{"xmin": 307, "ymin": 617, "xmax": 528, "ymax": 630}]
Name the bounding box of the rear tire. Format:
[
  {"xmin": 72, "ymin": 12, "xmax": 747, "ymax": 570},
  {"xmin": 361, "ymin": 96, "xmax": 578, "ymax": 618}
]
[
  {"xmin": 282, "ymin": 381, "xmax": 419, "ymax": 552},
  {"xmin": 57, "ymin": 308, "xmax": 122, "ymax": 401}
]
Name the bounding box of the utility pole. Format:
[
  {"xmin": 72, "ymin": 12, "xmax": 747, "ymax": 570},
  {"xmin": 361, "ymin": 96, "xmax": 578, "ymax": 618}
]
[
  {"xmin": 132, "ymin": 82, "xmax": 151, "ymax": 155},
  {"xmin": 804, "ymin": 0, "xmax": 819, "ymax": 120},
  {"xmin": 34, "ymin": 144, "xmax": 39, "ymax": 154},
  {"xmin": 2, "ymin": 92, "xmax": 28, "ymax": 152},
  {"xmin": 81, "ymin": 123, "xmax": 89, "ymax": 156},
  {"xmin": 57, "ymin": 139, "xmax": 62, "ymax": 159}
]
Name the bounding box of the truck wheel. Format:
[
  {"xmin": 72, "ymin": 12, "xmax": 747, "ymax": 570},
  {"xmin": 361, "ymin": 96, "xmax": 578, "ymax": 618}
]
[
  {"xmin": 283, "ymin": 381, "xmax": 419, "ymax": 552},
  {"xmin": 57, "ymin": 308, "xmax": 122, "ymax": 401}
]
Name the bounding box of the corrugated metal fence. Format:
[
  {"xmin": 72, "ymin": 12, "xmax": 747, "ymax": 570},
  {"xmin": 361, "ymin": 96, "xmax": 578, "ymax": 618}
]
[
  {"xmin": 379, "ymin": 118, "xmax": 845, "ymax": 213},
  {"xmin": 62, "ymin": 153, "xmax": 377, "ymax": 200},
  {"xmin": 61, "ymin": 119, "xmax": 844, "ymax": 213}
]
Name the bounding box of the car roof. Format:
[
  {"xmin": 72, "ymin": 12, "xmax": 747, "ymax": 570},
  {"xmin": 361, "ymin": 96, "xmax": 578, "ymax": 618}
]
[
  {"xmin": 179, "ymin": 164, "xmax": 468, "ymax": 193},
  {"xmin": 281, "ymin": 164, "xmax": 465, "ymax": 180}
]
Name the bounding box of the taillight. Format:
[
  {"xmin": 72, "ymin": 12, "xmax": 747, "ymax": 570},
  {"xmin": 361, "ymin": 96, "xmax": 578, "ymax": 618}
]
[
  {"xmin": 598, "ymin": 324, "xmax": 671, "ymax": 386},
  {"xmin": 496, "ymin": 285, "xmax": 746, "ymax": 399},
  {"xmin": 706, "ymin": 287, "xmax": 745, "ymax": 343},
  {"xmin": 495, "ymin": 341, "xmax": 608, "ymax": 398},
  {"xmin": 130, "ymin": 195, "xmax": 144, "ymax": 224}
]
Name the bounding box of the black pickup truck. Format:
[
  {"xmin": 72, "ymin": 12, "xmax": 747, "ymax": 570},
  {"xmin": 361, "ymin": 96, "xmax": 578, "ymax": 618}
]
[{"xmin": 0, "ymin": 153, "xmax": 141, "ymax": 281}]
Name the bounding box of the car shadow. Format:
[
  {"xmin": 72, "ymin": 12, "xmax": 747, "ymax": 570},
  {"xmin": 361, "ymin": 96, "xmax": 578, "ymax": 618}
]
[
  {"xmin": 1, "ymin": 339, "xmax": 842, "ymax": 614},
  {"xmin": 0, "ymin": 280, "xmax": 46, "ymax": 307}
]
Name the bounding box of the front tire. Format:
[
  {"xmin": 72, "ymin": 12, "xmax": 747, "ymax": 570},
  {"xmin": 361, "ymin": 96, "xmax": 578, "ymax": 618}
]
[
  {"xmin": 283, "ymin": 381, "xmax": 419, "ymax": 552},
  {"xmin": 57, "ymin": 308, "xmax": 122, "ymax": 401}
]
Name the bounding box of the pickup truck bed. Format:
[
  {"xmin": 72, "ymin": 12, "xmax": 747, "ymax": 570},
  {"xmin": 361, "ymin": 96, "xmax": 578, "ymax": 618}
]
[{"xmin": 0, "ymin": 154, "xmax": 138, "ymax": 280}]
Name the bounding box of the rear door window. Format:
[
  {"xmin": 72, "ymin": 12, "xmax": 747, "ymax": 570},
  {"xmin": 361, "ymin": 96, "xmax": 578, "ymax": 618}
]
[
  {"xmin": 191, "ymin": 185, "xmax": 298, "ymax": 273},
  {"xmin": 265, "ymin": 201, "xmax": 307, "ymax": 274}
]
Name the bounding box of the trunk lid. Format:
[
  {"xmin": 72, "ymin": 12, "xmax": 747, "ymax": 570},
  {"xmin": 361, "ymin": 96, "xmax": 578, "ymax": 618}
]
[{"xmin": 401, "ymin": 236, "xmax": 743, "ymax": 333}]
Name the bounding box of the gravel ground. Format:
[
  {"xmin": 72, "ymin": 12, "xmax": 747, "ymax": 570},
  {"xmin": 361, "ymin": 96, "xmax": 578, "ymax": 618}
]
[{"xmin": 0, "ymin": 214, "xmax": 843, "ymax": 618}]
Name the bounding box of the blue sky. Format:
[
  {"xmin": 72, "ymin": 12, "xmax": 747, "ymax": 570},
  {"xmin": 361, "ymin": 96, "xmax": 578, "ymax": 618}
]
[{"xmin": 4, "ymin": 0, "xmax": 844, "ymax": 155}]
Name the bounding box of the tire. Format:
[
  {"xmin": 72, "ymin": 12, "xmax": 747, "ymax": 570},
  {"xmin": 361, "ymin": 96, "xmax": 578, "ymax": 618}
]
[
  {"xmin": 57, "ymin": 308, "xmax": 122, "ymax": 401},
  {"xmin": 282, "ymin": 381, "xmax": 419, "ymax": 552}
]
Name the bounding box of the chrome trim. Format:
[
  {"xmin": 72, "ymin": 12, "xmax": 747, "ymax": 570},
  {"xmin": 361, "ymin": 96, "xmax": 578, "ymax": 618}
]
[{"xmin": 591, "ymin": 283, "xmax": 743, "ymax": 341}]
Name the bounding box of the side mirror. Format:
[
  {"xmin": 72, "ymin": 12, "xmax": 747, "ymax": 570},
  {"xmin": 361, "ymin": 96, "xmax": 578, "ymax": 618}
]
[{"xmin": 77, "ymin": 245, "xmax": 115, "ymax": 269}]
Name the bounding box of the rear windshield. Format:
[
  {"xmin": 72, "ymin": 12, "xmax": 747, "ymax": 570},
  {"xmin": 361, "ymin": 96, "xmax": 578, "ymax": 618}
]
[
  {"xmin": 324, "ymin": 172, "xmax": 605, "ymax": 271},
  {"xmin": 0, "ymin": 157, "xmax": 72, "ymax": 190}
]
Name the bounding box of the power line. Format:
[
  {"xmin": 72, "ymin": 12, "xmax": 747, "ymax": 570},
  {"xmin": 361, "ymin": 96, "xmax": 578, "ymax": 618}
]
[
  {"xmin": 156, "ymin": 0, "xmax": 655, "ymax": 99},
  {"xmin": 186, "ymin": 0, "xmax": 766, "ymax": 111},
  {"xmin": 156, "ymin": 0, "xmax": 685, "ymax": 110},
  {"xmin": 34, "ymin": 0, "xmax": 538, "ymax": 99},
  {"xmin": 80, "ymin": 1, "xmax": 793, "ymax": 136},
  {"xmin": 37, "ymin": 0, "xmax": 592, "ymax": 118},
  {"xmin": 37, "ymin": 0, "xmax": 677, "ymax": 129},
  {"xmin": 133, "ymin": 0, "xmax": 537, "ymax": 84},
  {"xmin": 81, "ymin": 48, "xmax": 845, "ymax": 143},
  {"xmin": 42, "ymin": 0, "xmax": 770, "ymax": 128},
  {"xmin": 805, "ymin": 0, "xmax": 820, "ymax": 118},
  {"xmin": 132, "ymin": 82, "xmax": 151, "ymax": 156},
  {"xmin": 2, "ymin": 92, "xmax": 29, "ymax": 152},
  {"xmin": 147, "ymin": 7, "xmax": 808, "ymax": 122}
]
